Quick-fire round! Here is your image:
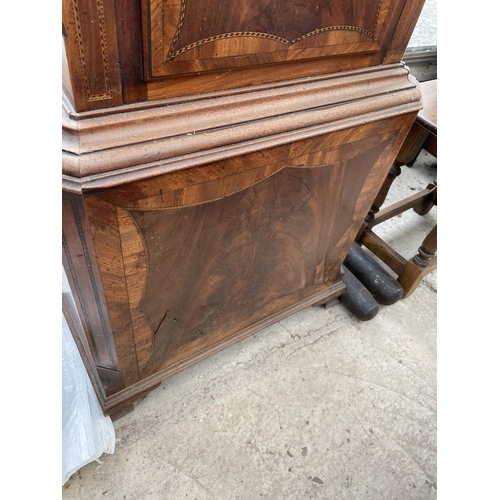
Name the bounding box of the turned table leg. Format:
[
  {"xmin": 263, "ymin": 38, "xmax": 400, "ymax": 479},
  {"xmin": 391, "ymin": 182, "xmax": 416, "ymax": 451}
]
[
  {"xmin": 364, "ymin": 118, "xmax": 431, "ymax": 225},
  {"xmin": 365, "ymin": 162, "xmax": 402, "ymax": 225},
  {"xmin": 398, "ymin": 224, "xmax": 437, "ymax": 298}
]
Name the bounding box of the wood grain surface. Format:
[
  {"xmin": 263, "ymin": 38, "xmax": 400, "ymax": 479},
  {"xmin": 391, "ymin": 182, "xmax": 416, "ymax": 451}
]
[
  {"xmin": 62, "ymin": 0, "xmax": 425, "ymax": 110},
  {"xmin": 145, "ymin": 0, "xmax": 394, "ymax": 78},
  {"xmin": 62, "ymin": 1, "xmax": 425, "ymax": 415},
  {"xmin": 71, "ymin": 117, "xmax": 414, "ymax": 404}
]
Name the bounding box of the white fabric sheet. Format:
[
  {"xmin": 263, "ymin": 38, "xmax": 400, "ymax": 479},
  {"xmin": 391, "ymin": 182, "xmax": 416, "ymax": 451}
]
[{"xmin": 62, "ymin": 268, "xmax": 115, "ymax": 485}]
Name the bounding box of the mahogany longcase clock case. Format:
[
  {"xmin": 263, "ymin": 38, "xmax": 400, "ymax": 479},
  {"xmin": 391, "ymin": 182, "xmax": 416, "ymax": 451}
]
[{"xmin": 62, "ymin": 0, "xmax": 426, "ymax": 417}]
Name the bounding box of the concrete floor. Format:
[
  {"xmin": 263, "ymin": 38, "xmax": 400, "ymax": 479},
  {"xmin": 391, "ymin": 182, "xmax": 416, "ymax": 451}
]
[{"xmin": 62, "ymin": 150, "xmax": 437, "ymax": 500}]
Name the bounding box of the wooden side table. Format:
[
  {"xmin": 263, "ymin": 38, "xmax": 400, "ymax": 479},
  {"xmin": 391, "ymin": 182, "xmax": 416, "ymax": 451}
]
[{"xmin": 357, "ymin": 79, "xmax": 437, "ymax": 298}]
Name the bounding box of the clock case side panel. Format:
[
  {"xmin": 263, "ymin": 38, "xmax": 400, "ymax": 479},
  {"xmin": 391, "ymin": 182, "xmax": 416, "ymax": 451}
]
[
  {"xmin": 62, "ymin": 65, "xmax": 423, "ymax": 416},
  {"xmin": 78, "ymin": 115, "xmax": 417, "ymax": 416}
]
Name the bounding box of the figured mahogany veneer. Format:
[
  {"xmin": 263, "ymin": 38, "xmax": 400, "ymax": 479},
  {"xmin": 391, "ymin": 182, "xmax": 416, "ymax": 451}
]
[
  {"xmin": 145, "ymin": 0, "xmax": 388, "ymax": 77},
  {"xmin": 62, "ymin": 0, "xmax": 426, "ymax": 416},
  {"xmin": 63, "ymin": 0, "xmax": 425, "ymax": 111}
]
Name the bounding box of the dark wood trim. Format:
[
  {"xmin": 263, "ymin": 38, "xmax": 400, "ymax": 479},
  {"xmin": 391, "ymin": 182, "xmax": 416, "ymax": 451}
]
[
  {"xmin": 62, "ymin": 192, "xmax": 122, "ymax": 375},
  {"xmin": 114, "ymin": 0, "xmax": 148, "ymax": 104},
  {"xmin": 383, "ymin": 0, "xmax": 426, "ymax": 64},
  {"xmin": 62, "ymin": 0, "xmax": 123, "ymax": 112}
]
